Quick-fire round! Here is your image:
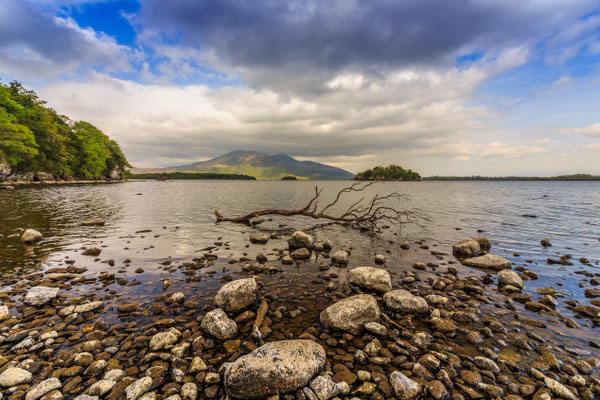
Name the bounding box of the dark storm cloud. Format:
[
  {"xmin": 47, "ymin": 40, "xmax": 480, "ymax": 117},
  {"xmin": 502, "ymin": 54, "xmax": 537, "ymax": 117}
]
[{"xmin": 138, "ymin": 0, "xmax": 597, "ymax": 75}]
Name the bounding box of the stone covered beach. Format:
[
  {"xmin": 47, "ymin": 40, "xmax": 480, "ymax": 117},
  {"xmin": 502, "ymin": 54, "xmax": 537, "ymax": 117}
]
[{"xmin": 1, "ymin": 225, "xmax": 600, "ymax": 400}]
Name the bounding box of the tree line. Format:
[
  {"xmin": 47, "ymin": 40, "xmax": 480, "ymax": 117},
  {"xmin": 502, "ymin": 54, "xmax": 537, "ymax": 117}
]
[
  {"xmin": 354, "ymin": 165, "xmax": 421, "ymax": 181},
  {"xmin": 0, "ymin": 81, "xmax": 130, "ymax": 179}
]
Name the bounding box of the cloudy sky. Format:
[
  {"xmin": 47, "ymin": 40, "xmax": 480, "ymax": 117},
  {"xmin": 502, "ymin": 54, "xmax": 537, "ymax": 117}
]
[{"xmin": 1, "ymin": 0, "xmax": 600, "ymax": 175}]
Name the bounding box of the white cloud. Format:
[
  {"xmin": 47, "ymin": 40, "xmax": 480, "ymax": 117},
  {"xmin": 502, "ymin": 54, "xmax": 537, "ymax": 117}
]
[{"xmin": 554, "ymin": 122, "xmax": 600, "ymax": 137}]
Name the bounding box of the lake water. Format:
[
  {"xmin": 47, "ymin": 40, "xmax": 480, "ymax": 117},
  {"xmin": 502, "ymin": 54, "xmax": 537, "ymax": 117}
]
[{"xmin": 1, "ymin": 180, "xmax": 600, "ymax": 371}]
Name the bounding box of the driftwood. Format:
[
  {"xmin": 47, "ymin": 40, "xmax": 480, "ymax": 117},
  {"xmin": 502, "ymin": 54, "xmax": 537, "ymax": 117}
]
[{"xmin": 215, "ymin": 182, "xmax": 424, "ymax": 230}]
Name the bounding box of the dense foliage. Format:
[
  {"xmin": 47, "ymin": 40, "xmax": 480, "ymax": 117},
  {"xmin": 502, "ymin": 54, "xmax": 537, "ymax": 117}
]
[
  {"xmin": 355, "ymin": 165, "xmax": 421, "ymax": 181},
  {"xmin": 424, "ymin": 174, "xmax": 600, "ymax": 181},
  {"xmin": 131, "ymin": 172, "xmax": 257, "ymax": 180},
  {"xmin": 281, "ymin": 175, "xmax": 298, "ymax": 180},
  {"xmin": 0, "ymin": 81, "xmax": 129, "ymax": 179}
]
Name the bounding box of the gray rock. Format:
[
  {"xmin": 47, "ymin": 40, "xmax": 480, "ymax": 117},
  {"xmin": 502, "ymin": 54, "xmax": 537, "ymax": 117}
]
[
  {"xmin": 364, "ymin": 321, "xmax": 387, "ymax": 336},
  {"xmin": 201, "ymin": 308, "xmax": 237, "ymax": 340},
  {"xmin": 23, "ymin": 286, "xmax": 60, "ymax": 306},
  {"xmin": 21, "ymin": 229, "xmax": 43, "ymax": 243},
  {"xmin": 25, "ymin": 377, "xmax": 61, "ymax": 400},
  {"xmin": 383, "ymin": 290, "xmax": 428, "ymax": 314},
  {"xmin": 462, "ymin": 254, "xmax": 511, "ymax": 270},
  {"xmin": 331, "ymin": 251, "xmax": 348, "ymax": 265},
  {"xmin": 86, "ymin": 380, "xmax": 116, "ymax": 396},
  {"xmin": 149, "ymin": 329, "xmax": 180, "ymax": 351},
  {"xmin": 320, "ymin": 294, "xmax": 380, "ymax": 334},
  {"xmin": 223, "ymin": 340, "xmax": 326, "ymax": 399},
  {"xmin": 0, "ymin": 305, "xmax": 9, "ymax": 321},
  {"xmin": 498, "ymin": 269, "xmax": 524, "ymax": 289},
  {"xmin": 452, "ymin": 239, "xmax": 480, "ymax": 257},
  {"xmin": 215, "ymin": 278, "xmax": 258, "ymax": 312},
  {"xmin": 348, "ymin": 267, "xmax": 392, "ymax": 293},
  {"xmin": 288, "ymin": 231, "xmax": 313, "ymax": 250},
  {"xmin": 544, "ymin": 377, "xmax": 577, "ymax": 400},
  {"xmin": 309, "ymin": 375, "xmax": 344, "ymax": 400},
  {"xmin": 0, "ymin": 367, "xmax": 33, "ymax": 387},
  {"xmin": 74, "ymin": 301, "xmax": 104, "ymax": 313},
  {"xmin": 389, "ymin": 371, "xmax": 422, "ymax": 399},
  {"xmin": 181, "ymin": 382, "xmax": 198, "ymax": 400},
  {"xmin": 126, "ymin": 376, "xmax": 153, "ymax": 400}
]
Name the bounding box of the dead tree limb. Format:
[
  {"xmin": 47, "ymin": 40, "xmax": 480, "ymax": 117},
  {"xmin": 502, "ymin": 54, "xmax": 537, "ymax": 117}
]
[{"xmin": 215, "ymin": 182, "xmax": 426, "ymax": 230}]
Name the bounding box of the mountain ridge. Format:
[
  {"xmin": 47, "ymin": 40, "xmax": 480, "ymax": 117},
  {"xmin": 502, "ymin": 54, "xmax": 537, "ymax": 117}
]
[{"xmin": 140, "ymin": 150, "xmax": 354, "ymax": 180}]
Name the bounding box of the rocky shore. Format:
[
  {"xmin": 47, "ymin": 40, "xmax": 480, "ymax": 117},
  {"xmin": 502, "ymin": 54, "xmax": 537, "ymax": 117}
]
[{"xmin": 0, "ymin": 227, "xmax": 599, "ymax": 400}]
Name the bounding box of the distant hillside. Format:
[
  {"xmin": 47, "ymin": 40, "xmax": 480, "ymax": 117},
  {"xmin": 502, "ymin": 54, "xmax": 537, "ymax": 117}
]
[
  {"xmin": 424, "ymin": 174, "xmax": 600, "ymax": 181},
  {"xmin": 159, "ymin": 150, "xmax": 354, "ymax": 180}
]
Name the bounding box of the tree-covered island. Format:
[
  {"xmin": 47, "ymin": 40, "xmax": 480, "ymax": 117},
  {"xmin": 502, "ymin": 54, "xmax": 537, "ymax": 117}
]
[{"xmin": 354, "ymin": 165, "xmax": 421, "ymax": 181}]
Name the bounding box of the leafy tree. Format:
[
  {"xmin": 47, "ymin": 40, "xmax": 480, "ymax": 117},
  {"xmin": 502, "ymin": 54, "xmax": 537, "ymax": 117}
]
[{"xmin": 355, "ymin": 165, "xmax": 421, "ymax": 181}]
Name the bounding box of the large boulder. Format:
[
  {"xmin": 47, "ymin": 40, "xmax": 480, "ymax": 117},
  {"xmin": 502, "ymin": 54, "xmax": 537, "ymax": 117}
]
[
  {"xmin": 23, "ymin": 286, "xmax": 60, "ymax": 306},
  {"xmin": 320, "ymin": 294, "xmax": 380, "ymax": 334},
  {"xmin": 223, "ymin": 340, "xmax": 326, "ymax": 399},
  {"xmin": 201, "ymin": 308, "xmax": 237, "ymax": 340},
  {"xmin": 452, "ymin": 239, "xmax": 480, "ymax": 257},
  {"xmin": 462, "ymin": 254, "xmax": 511, "ymax": 270},
  {"xmin": 21, "ymin": 229, "xmax": 43, "ymax": 243},
  {"xmin": 215, "ymin": 278, "xmax": 258, "ymax": 312},
  {"xmin": 348, "ymin": 267, "xmax": 392, "ymax": 293},
  {"xmin": 383, "ymin": 290, "xmax": 428, "ymax": 314},
  {"xmin": 288, "ymin": 231, "xmax": 313, "ymax": 250}
]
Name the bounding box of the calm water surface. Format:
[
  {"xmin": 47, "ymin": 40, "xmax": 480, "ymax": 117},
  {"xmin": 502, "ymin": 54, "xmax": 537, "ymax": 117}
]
[{"xmin": 1, "ymin": 180, "xmax": 599, "ymax": 351}]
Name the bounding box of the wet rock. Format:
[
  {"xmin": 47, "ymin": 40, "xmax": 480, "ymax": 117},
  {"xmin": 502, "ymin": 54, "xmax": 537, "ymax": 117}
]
[
  {"xmin": 453, "ymin": 239, "xmax": 481, "ymax": 257},
  {"xmin": 288, "ymin": 231, "xmax": 313, "ymax": 250},
  {"xmin": 474, "ymin": 236, "xmax": 491, "ymax": 251},
  {"xmin": 389, "ymin": 371, "xmax": 422, "ymax": 399},
  {"xmin": 201, "ymin": 308, "xmax": 238, "ymax": 340},
  {"xmin": 585, "ymin": 288, "xmax": 600, "ymax": 298},
  {"xmin": 81, "ymin": 219, "xmax": 106, "ymax": 226},
  {"xmin": 364, "ymin": 321, "xmax": 387, "ymax": 336},
  {"xmin": 21, "ymin": 229, "xmax": 43, "ymax": 243},
  {"xmin": 474, "ymin": 356, "xmax": 500, "ymax": 373},
  {"xmin": 331, "ymin": 251, "xmax": 348, "ymax": 265},
  {"xmin": 0, "ymin": 305, "xmax": 10, "ymax": 321},
  {"xmin": 223, "ymin": 340, "xmax": 326, "ymax": 399},
  {"xmin": 498, "ymin": 269, "xmax": 524, "ymax": 289},
  {"xmin": 462, "ymin": 254, "xmax": 511, "ymax": 270},
  {"xmin": 544, "ymin": 377, "xmax": 577, "ymax": 400},
  {"xmin": 374, "ymin": 254, "xmax": 386, "ymax": 264},
  {"xmin": 149, "ymin": 329, "xmax": 180, "ymax": 351},
  {"xmin": 425, "ymin": 380, "xmax": 448, "ymax": 400},
  {"xmin": 281, "ymin": 255, "xmax": 294, "ymax": 265},
  {"xmin": 23, "ymin": 286, "xmax": 60, "ymax": 306},
  {"xmin": 320, "ymin": 294, "xmax": 381, "ymax": 334},
  {"xmin": 348, "ymin": 267, "xmax": 392, "ymax": 293},
  {"xmin": 83, "ymin": 247, "xmax": 102, "ymax": 256},
  {"xmin": 309, "ymin": 375, "xmax": 347, "ymax": 400},
  {"xmin": 541, "ymin": 238, "xmax": 551, "ymax": 247},
  {"xmin": 249, "ymin": 232, "xmax": 269, "ymax": 244},
  {"xmin": 181, "ymin": 382, "xmax": 198, "ymax": 400},
  {"xmin": 126, "ymin": 376, "xmax": 153, "ymax": 400},
  {"xmin": 0, "ymin": 367, "xmax": 33, "ymax": 387},
  {"xmin": 290, "ymin": 248, "xmax": 311, "ymax": 260},
  {"xmin": 74, "ymin": 301, "xmax": 104, "ymax": 313},
  {"xmin": 87, "ymin": 380, "xmax": 116, "ymax": 396},
  {"xmin": 430, "ymin": 318, "xmax": 457, "ymax": 333},
  {"xmin": 215, "ymin": 278, "xmax": 258, "ymax": 312},
  {"xmin": 383, "ymin": 290, "xmax": 428, "ymax": 314}
]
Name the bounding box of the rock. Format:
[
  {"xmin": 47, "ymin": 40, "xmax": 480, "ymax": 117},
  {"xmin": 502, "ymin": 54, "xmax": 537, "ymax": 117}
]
[
  {"xmin": 425, "ymin": 380, "xmax": 448, "ymax": 400},
  {"xmin": 181, "ymin": 383, "xmax": 198, "ymax": 400},
  {"xmin": 215, "ymin": 278, "xmax": 258, "ymax": 312},
  {"xmin": 83, "ymin": 247, "xmax": 102, "ymax": 256},
  {"xmin": 81, "ymin": 219, "xmax": 106, "ymax": 226},
  {"xmin": 0, "ymin": 367, "xmax": 33, "ymax": 387},
  {"xmin": 474, "ymin": 356, "xmax": 500, "ymax": 373},
  {"xmin": 23, "ymin": 286, "xmax": 60, "ymax": 306},
  {"xmin": 149, "ymin": 329, "xmax": 179, "ymax": 351},
  {"xmin": 585, "ymin": 288, "xmax": 600, "ymax": 298},
  {"xmin": 320, "ymin": 294, "xmax": 381, "ymax": 334},
  {"xmin": 331, "ymin": 251, "xmax": 348, "ymax": 265},
  {"xmin": 430, "ymin": 318, "xmax": 457, "ymax": 332},
  {"xmin": 87, "ymin": 380, "xmax": 116, "ymax": 396},
  {"xmin": 374, "ymin": 254, "xmax": 386, "ymax": 264},
  {"xmin": 26, "ymin": 378, "xmax": 62, "ymax": 400},
  {"xmin": 389, "ymin": 371, "xmax": 422, "ymax": 399},
  {"xmin": 473, "ymin": 236, "xmax": 491, "ymax": 251},
  {"xmin": 544, "ymin": 377, "xmax": 577, "ymax": 400},
  {"xmin": 118, "ymin": 302, "xmax": 139, "ymax": 313},
  {"xmin": 189, "ymin": 357, "xmax": 208, "ymax": 373},
  {"xmin": 309, "ymin": 375, "xmax": 344, "ymax": 400},
  {"xmin": 400, "ymin": 241, "xmax": 411, "ymax": 250},
  {"xmin": 452, "ymin": 239, "xmax": 480, "ymax": 257},
  {"xmin": 223, "ymin": 340, "xmax": 326, "ymax": 399},
  {"xmin": 201, "ymin": 308, "xmax": 238, "ymax": 340},
  {"xmin": 348, "ymin": 267, "xmax": 392, "ymax": 293},
  {"xmin": 541, "ymin": 238, "xmax": 551, "ymax": 247},
  {"xmin": 288, "ymin": 231, "xmax": 313, "ymax": 250},
  {"xmin": 0, "ymin": 305, "xmax": 10, "ymax": 321},
  {"xmin": 290, "ymin": 248, "xmax": 311, "ymax": 259},
  {"xmin": 364, "ymin": 322, "xmax": 387, "ymax": 336},
  {"xmin": 281, "ymin": 255, "xmax": 294, "ymax": 265},
  {"xmin": 383, "ymin": 289, "xmax": 428, "ymax": 314},
  {"xmin": 498, "ymin": 269, "xmax": 524, "ymax": 289},
  {"xmin": 126, "ymin": 377, "xmax": 153, "ymax": 400},
  {"xmin": 74, "ymin": 301, "xmax": 104, "ymax": 313},
  {"xmin": 249, "ymin": 232, "xmax": 269, "ymax": 244},
  {"xmin": 21, "ymin": 229, "xmax": 43, "ymax": 243},
  {"xmin": 462, "ymin": 254, "xmax": 511, "ymax": 270}
]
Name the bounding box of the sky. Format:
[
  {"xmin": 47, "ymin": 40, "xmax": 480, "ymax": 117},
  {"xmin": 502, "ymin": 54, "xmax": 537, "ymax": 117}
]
[{"xmin": 1, "ymin": 0, "xmax": 600, "ymax": 176}]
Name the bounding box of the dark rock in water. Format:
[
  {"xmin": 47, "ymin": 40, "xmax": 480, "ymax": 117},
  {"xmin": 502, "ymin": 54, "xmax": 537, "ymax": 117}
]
[
  {"xmin": 331, "ymin": 250, "xmax": 349, "ymax": 265},
  {"xmin": 249, "ymin": 232, "xmax": 269, "ymax": 244},
  {"xmin": 82, "ymin": 248, "xmax": 102, "ymax": 256},
  {"xmin": 320, "ymin": 294, "xmax": 380, "ymax": 334},
  {"xmin": 81, "ymin": 219, "xmax": 106, "ymax": 226},
  {"xmin": 473, "ymin": 236, "xmax": 491, "ymax": 251},
  {"xmin": 223, "ymin": 340, "xmax": 326, "ymax": 399},
  {"xmin": 290, "ymin": 248, "xmax": 311, "ymax": 260},
  {"xmin": 540, "ymin": 238, "xmax": 551, "ymax": 247},
  {"xmin": 288, "ymin": 231, "xmax": 313, "ymax": 250},
  {"xmin": 452, "ymin": 239, "xmax": 480, "ymax": 257},
  {"xmin": 585, "ymin": 288, "xmax": 600, "ymax": 298}
]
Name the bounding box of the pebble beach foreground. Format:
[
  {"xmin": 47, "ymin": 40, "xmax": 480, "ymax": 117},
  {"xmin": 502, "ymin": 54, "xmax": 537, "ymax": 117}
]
[{"xmin": 1, "ymin": 228, "xmax": 599, "ymax": 400}]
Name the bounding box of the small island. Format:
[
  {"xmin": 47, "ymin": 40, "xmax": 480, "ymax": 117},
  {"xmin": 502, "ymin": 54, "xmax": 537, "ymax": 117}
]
[
  {"xmin": 281, "ymin": 175, "xmax": 298, "ymax": 180},
  {"xmin": 354, "ymin": 164, "xmax": 421, "ymax": 181}
]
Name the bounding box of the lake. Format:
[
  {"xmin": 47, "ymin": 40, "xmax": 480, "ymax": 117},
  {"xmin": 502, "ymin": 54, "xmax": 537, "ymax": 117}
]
[{"xmin": 1, "ymin": 180, "xmax": 599, "ymax": 398}]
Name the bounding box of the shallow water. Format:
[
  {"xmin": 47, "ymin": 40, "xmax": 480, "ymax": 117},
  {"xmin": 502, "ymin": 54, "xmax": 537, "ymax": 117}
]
[{"xmin": 1, "ymin": 180, "xmax": 600, "ymax": 364}]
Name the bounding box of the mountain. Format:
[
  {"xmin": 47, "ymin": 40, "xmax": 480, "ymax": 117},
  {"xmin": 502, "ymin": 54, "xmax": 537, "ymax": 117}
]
[{"xmin": 162, "ymin": 150, "xmax": 354, "ymax": 180}]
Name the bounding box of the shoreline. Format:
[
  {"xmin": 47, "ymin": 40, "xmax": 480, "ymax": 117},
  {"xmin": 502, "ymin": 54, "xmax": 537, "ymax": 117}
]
[
  {"xmin": 0, "ymin": 179, "xmax": 126, "ymax": 187},
  {"xmin": 0, "ymin": 226, "xmax": 598, "ymax": 399}
]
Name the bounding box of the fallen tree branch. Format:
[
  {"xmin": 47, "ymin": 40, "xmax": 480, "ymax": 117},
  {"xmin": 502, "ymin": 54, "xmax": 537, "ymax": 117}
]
[{"xmin": 215, "ymin": 182, "xmax": 426, "ymax": 230}]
